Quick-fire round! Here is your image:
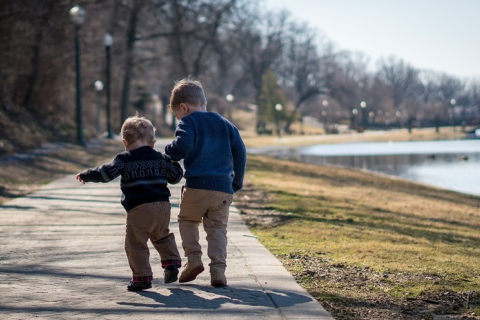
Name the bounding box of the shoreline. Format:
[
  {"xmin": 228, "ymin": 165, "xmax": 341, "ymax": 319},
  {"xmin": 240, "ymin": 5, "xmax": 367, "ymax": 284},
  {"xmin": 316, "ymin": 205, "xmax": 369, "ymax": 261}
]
[
  {"xmin": 243, "ymin": 127, "xmax": 479, "ymax": 198},
  {"xmin": 241, "ymin": 127, "xmax": 468, "ymax": 148}
]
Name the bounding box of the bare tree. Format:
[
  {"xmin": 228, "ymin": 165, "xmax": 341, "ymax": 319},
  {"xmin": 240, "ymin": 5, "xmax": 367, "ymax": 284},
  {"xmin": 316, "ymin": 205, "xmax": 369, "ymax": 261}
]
[
  {"xmin": 278, "ymin": 22, "xmax": 330, "ymax": 133},
  {"xmin": 328, "ymin": 51, "xmax": 371, "ymax": 130},
  {"xmin": 143, "ymin": 0, "xmax": 237, "ymax": 78},
  {"xmin": 377, "ymin": 56, "xmax": 420, "ymax": 132},
  {"xmin": 436, "ymin": 73, "xmax": 465, "ymax": 130},
  {"xmin": 234, "ymin": 8, "xmax": 288, "ymax": 99},
  {"xmin": 466, "ymin": 80, "xmax": 480, "ymax": 125},
  {"xmin": 418, "ymin": 70, "xmax": 448, "ymax": 132},
  {"xmin": 230, "ymin": 7, "xmax": 289, "ymax": 128},
  {"xmin": 117, "ymin": 0, "xmax": 147, "ymax": 125},
  {"xmin": 377, "ymin": 57, "xmax": 419, "ymax": 109}
]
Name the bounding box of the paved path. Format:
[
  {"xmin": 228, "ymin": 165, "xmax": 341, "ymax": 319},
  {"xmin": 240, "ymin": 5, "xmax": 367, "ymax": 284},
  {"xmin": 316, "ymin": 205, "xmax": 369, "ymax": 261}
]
[{"xmin": 0, "ymin": 148, "xmax": 333, "ymax": 319}]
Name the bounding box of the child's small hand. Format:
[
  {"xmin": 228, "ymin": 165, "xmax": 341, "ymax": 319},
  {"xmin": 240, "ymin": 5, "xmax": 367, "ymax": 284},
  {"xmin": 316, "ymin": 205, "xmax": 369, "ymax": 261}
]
[{"xmin": 76, "ymin": 174, "xmax": 85, "ymax": 184}]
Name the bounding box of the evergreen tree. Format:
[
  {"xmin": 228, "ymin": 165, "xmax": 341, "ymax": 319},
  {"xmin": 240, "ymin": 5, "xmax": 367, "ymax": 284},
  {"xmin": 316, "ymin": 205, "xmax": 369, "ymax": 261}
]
[{"xmin": 257, "ymin": 69, "xmax": 287, "ymax": 134}]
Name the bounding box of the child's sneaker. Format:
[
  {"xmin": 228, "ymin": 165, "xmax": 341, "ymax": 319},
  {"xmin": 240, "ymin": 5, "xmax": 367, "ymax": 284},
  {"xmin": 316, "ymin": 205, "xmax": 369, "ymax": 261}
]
[
  {"xmin": 179, "ymin": 258, "xmax": 204, "ymax": 283},
  {"xmin": 127, "ymin": 281, "xmax": 152, "ymax": 291},
  {"xmin": 210, "ymin": 268, "xmax": 227, "ymax": 287},
  {"xmin": 164, "ymin": 265, "xmax": 179, "ymax": 283}
]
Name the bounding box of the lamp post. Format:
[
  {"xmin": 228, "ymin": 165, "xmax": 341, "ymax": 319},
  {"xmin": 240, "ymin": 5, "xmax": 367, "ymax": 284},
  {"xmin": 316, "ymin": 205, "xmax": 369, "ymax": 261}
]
[
  {"xmin": 450, "ymin": 98, "xmax": 456, "ymax": 131},
  {"xmin": 360, "ymin": 101, "xmax": 367, "ymax": 128},
  {"xmin": 226, "ymin": 94, "xmax": 234, "ymax": 121},
  {"xmin": 104, "ymin": 33, "xmax": 113, "ymax": 138},
  {"xmin": 94, "ymin": 80, "xmax": 104, "ymax": 134},
  {"xmin": 396, "ymin": 111, "xmax": 402, "ymax": 128},
  {"xmin": 275, "ymin": 103, "xmax": 283, "ymax": 137},
  {"xmin": 351, "ymin": 108, "xmax": 358, "ymax": 130},
  {"xmin": 69, "ymin": 5, "xmax": 86, "ymax": 146},
  {"xmin": 322, "ymin": 99, "xmax": 329, "ymax": 134}
]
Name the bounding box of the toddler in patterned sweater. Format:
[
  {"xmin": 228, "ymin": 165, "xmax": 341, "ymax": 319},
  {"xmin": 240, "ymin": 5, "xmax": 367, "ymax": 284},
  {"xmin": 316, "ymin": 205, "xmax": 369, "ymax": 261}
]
[{"xmin": 76, "ymin": 115, "xmax": 183, "ymax": 291}]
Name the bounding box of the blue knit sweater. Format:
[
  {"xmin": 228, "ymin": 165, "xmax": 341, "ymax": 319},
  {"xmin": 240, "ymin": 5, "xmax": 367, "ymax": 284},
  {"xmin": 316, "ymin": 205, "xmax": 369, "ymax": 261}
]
[{"xmin": 165, "ymin": 111, "xmax": 246, "ymax": 194}]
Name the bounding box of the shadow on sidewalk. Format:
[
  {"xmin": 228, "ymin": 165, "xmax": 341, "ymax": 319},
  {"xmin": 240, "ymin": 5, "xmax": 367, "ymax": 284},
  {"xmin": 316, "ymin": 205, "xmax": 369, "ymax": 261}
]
[{"xmin": 117, "ymin": 284, "xmax": 311, "ymax": 310}]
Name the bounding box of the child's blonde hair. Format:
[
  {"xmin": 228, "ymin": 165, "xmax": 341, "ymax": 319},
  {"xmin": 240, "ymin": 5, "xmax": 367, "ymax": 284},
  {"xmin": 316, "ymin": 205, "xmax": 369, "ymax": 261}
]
[
  {"xmin": 121, "ymin": 115, "xmax": 155, "ymax": 145},
  {"xmin": 169, "ymin": 77, "xmax": 207, "ymax": 109}
]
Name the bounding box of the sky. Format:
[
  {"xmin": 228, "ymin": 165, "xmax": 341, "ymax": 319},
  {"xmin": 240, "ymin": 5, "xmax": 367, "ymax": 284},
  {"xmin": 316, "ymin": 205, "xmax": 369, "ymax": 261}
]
[{"xmin": 263, "ymin": 0, "xmax": 480, "ymax": 80}]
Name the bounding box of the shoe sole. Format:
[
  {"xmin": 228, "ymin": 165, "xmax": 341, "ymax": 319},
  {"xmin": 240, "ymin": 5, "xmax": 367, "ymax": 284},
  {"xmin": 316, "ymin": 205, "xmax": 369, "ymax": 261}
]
[
  {"xmin": 211, "ymin": 281, "xmax": 227, "ymax": 287},
  {"xmin": 179, "ymin": 266, "xmax": 205, "ymax": 283},
  {"xmin": 127, "ymin": 284, "xmax": 152, "ymax": 292}
]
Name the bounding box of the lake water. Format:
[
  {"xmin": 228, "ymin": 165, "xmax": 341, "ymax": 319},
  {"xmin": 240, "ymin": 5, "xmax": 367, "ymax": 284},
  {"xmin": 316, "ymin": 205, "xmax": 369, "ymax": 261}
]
[{"xmin": 251, "ymin": 139, "xmax": 480, "ymax": 197}]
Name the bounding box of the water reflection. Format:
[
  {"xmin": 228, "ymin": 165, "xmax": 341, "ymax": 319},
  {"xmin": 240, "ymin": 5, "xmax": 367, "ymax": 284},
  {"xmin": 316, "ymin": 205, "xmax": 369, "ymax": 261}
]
[{"xmin": 255, "ymin": 140, "xmax": 480, "ymax": 197}]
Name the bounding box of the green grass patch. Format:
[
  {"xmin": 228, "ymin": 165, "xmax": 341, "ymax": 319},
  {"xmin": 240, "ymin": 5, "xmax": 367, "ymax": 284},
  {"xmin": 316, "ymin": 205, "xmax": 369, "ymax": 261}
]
[{"xmin": 235, "ymin": 154, "xmax": 480, "ymax": 319}]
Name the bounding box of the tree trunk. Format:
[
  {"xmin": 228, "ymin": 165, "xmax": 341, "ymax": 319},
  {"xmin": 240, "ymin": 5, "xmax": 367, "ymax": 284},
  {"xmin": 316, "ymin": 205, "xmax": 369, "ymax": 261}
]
[
  {"xmin": 435, "ymin": 116, "xmax": 440, "ymax": 133},
  {"xmin": 119, "ymin": 1, "xmax": 141, "ymax": 127},
  {"xmin": 408, "ymin": 118, "xmax": 413, "ymax": 134},
  {"xmin": 23, "ymin": 1, "xmax": 55, "ymax": 109}
]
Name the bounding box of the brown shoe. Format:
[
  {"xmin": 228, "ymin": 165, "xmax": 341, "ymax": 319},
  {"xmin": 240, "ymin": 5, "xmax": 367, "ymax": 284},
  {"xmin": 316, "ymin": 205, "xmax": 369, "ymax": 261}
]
[
  {"xmin": 179, "ymin": 259, "xmax": 204, "ymax": 283},
  {"xmin": 210, "ymin": 268, "xmax": 227, "ymax": 287}
]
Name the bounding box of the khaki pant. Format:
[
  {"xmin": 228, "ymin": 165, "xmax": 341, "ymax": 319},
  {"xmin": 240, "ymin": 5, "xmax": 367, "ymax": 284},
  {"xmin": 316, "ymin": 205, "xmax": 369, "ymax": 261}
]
[
  {"xmin": 125, "ymin": 201, "xmax": 181, "ymax": 278},
  {"xmin": 178, "ymin": 187, "xmax": 233, "ymax": 270}
]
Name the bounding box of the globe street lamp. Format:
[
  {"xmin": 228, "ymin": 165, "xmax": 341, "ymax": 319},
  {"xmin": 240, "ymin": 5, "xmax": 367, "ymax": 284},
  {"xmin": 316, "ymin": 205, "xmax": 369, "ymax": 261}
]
[
  {"xmin": 226, "ymin": 94, "xmax": 234, "ymax": 121},
  {"xmin": 104, "ymin": 33, "xmax": 113, "ymax": 138},
  {"xmin": 94, "ymin": 80, "xmax": 104, "ymax": 134},
  {"xmin": 450, "ymin": 98, "xmax": 457, "ymax": 131},
  {"xmin": 360, "ymin": 101, "xmax": 367, "ymax": 128},
  {"xmin": 396, "ymin": 111, "xmax": 402, "ymax": 128},
  {"xmin": 69, "ymin": 5, "xmax": 86, "ymax": 146},
  {"xmin": 351, "ymin": 108, "xmax": 358, "ymax": 130},
  {"xmin": 275, "ymin": 103, "xmax": 283, "ymax": 137},
  {"xmin": 322, "ymin": 99, "xmax": 329, "ymax": 133}
]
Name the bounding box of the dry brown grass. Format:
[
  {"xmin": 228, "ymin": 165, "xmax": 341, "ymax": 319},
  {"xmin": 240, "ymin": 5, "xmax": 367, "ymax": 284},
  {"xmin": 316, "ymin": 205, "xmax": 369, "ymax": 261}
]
[
  {"xmin": 0, "ymin": 138, "xmax": 123, "ymax": 205},
  {"xmin": 235, "ymin": 155, "xmax": 480, "ymax": 319},
  {"xmin": 233, "ymin": 107, "xmax": 466, "ymax": 149},
  {"xmin": 241, "ymin": 127, "xmax": 466, "ymax": 148}
]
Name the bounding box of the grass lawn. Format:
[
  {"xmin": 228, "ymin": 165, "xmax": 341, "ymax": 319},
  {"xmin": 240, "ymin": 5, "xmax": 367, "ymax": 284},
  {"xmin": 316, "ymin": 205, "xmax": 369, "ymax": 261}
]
[{"xmin": 235, "ymin": 129, "xmax": 480, "ymax": 319}]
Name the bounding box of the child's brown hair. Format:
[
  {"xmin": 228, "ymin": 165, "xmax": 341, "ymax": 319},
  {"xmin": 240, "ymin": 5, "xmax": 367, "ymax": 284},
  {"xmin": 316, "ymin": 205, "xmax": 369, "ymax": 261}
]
[
  {"xmin": 120, "ymin": 115, "xmax": 155, "ymax": 145},
  {"xmin": 169, "ymin": 77, "xmax": 207, "ymax": 110}
]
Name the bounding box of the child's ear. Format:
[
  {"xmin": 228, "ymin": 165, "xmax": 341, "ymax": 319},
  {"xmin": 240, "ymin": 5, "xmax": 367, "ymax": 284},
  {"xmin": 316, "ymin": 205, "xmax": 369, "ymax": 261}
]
[
  {"xmin": 150, "ymin": 139, "xmax": 156, "ymax": 148},
  {"xmin": 179, "ymin": 103, "xmax": 189, "ymax": 114},
  {"xmin": 122, "ymin": 139, "xmax": 129, "ymax": 148}
]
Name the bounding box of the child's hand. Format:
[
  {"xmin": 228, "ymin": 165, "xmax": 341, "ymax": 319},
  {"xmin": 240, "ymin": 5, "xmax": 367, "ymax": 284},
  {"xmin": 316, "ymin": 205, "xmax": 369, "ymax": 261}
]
[{"xmin": 76, "ymin": 174, "xmax": 85, "ymax": 184}]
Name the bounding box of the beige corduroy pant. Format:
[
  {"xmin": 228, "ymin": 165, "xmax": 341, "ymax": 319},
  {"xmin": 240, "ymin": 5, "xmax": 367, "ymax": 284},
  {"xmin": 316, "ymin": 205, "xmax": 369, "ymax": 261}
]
[
  {"xmin": 178, "ymin": 187, "xmax": 233, "ymax": 270},
  {"xmin": 125, "ymin": 201, "xmax": 181, "ymax": 278}
]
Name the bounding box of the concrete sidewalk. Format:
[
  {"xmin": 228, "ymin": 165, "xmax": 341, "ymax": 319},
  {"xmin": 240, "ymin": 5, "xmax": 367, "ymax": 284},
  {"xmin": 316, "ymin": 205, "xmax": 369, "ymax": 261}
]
[{"xmin": 0, "ymin": 161, "xmax": 333, "ymax": 319}]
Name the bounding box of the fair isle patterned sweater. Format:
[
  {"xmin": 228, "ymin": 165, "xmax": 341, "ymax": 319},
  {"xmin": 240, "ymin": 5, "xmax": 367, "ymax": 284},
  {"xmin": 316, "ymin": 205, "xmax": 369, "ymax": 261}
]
[{"xmin": 78, "ymin": 146, "xmax": 183, "ymax": 211}]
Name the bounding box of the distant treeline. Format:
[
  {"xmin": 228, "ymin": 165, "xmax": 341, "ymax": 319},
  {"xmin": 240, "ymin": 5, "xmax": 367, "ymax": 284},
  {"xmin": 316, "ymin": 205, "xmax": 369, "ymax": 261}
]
[{"xmin": 1, "ymin": 0, "xmax": 479, "ymax": 153}]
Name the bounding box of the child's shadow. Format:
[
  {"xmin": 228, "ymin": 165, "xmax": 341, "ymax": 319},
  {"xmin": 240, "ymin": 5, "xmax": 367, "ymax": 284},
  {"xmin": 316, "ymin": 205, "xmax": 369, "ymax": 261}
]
[{"xmin": 117, "ymin": 284, "xmax": 311, "ymax": 310}]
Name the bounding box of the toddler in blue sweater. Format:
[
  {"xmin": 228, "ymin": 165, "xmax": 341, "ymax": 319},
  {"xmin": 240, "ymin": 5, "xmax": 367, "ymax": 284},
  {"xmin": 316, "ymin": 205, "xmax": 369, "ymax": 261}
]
[
  {"xmin": 165, "ymin": 77, "xmax": 246, "ymax": 287},
  {"xmin": 76, "ymin": 115, "xmax": 183, "ymax": 291}
]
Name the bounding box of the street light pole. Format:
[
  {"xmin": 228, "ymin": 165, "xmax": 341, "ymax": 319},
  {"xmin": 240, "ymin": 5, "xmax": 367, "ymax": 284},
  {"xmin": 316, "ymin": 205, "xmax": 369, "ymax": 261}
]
[
  {"xmin": 351, "ymin": 108, "xmax": 358, "ymax": 130},
  {"xmin": 360, "ymin": 101, "xmax": 367, "ymax": 129},
  {"xmin": 94, "ymin": 80, "xmax": 104, "ymax": 134},
  {"xmin": 450, "ymin": 98, "xmax": 456, "ymax": 132},
  {"xmin": 226, "ymin": 94, "xmax": 234, "ymax": 121},
  {"xmin": 275, "ymin": 103, "xmax": 283, "ymax": 137},
  {"xmin": 69, "ymin": 5, "xmax": 86, "ymax": 146},
  {"xmin": 104, "ymin": 33, "xmax": 113, "ymax": 138},
  {"xmin": 322, "ymin": 99, "xmax": 329, "ymax": 134}
]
